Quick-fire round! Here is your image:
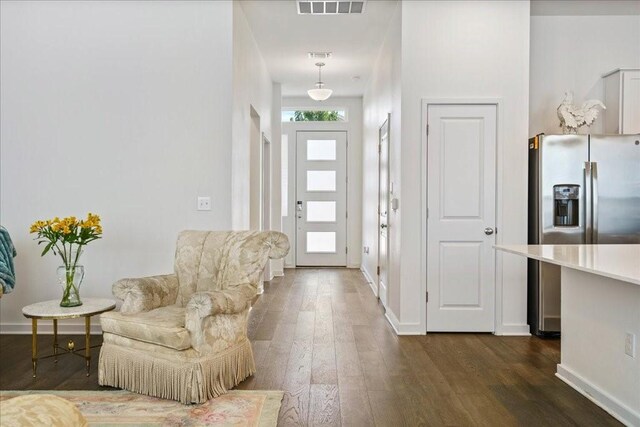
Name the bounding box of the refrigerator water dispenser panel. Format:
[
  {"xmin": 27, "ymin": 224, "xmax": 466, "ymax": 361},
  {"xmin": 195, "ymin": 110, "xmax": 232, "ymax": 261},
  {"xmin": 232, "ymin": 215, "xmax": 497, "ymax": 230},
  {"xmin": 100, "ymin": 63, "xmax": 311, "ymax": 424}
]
[{"xmin": 553, "ymin": 184, "xmax": 580, "ymax": 227}]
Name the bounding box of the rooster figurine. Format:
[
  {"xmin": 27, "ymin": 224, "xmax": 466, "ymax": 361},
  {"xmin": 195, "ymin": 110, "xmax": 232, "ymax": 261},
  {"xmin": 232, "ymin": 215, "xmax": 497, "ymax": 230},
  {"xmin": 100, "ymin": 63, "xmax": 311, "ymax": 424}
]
[{"xmin": 557, "ymin": 91, "xmax": 606, "ymax": 134}]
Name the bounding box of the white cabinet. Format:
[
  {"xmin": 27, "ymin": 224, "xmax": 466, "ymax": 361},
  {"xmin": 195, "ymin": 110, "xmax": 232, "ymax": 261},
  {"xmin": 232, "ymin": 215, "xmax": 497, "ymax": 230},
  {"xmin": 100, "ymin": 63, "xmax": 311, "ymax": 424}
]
[{"xmin": 602, "ymin": 69, "xmax": 640, "ymax": 134}]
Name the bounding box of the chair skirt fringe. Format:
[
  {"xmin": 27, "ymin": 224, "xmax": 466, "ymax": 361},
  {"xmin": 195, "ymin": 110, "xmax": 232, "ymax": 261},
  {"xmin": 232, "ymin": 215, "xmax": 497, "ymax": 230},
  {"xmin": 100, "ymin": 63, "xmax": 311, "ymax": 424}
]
[{"xmin": 98, "ymin": 339, "xmax": 256, "ymax": 404}]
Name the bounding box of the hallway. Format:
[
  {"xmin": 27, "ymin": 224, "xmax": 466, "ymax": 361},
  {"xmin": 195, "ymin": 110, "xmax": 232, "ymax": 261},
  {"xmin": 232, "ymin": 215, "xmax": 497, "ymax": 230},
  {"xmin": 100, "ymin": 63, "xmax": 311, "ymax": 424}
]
[{"xmin": 239, "ymin": 268, "xmax": 619, "ymax": 426}]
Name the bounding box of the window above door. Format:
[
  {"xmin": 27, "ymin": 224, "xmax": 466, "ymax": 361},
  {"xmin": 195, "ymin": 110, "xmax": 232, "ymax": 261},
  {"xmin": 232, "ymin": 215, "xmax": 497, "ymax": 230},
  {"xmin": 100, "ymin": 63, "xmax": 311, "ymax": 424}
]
[{"xmin": 282, "ymin": 108, "xmax": 348, "ymax": 122}]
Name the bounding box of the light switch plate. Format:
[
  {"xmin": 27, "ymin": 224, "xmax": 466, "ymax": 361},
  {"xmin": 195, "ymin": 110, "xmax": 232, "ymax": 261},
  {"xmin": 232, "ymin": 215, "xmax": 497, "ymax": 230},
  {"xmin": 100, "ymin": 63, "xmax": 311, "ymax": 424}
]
[
  {"xmin": 625, "ymin": 333, "xmax": 636, "ymax": 358},
  {"xmin": 197, "ymin": 197, "xmax": 211, "ymax": 211}
]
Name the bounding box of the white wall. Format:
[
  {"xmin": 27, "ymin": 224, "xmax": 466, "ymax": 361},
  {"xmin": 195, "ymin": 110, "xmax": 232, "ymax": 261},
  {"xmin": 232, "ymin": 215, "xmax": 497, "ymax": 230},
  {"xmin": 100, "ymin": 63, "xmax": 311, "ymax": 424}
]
[
  {"xmin": 231, "ymin": 2, "xmax": 274, "ymax": 230},
  {"xmin": 402, "ymin": 0, "xmax": 530, "ymax": 334},
  {"xmin": 282, "ymin": 97, "xmax": 363, "ymax": 268},
  {"xmin": 362, "ymin": 1, "xmax": 531, "ymax": 334},
  {"xmin": 530, "ymin": 15, "xmax": 640, "ymax": 134},
  {"xmin": 270, "ymin": 83, "xmax": 284, "ymax": 276},
  {"xmin": 0, "ymin": 1, "xmax": 234, "ymax": 332},
  {"xmin": 362, "ymin": 4, "xmax": 402, "ymax": 302}
]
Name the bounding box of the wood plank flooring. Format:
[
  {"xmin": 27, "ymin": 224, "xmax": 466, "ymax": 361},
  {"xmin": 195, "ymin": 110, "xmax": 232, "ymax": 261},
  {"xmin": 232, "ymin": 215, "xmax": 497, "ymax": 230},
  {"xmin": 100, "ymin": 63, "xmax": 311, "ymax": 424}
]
[{"xmin": 0, "ymin": 268, "xmax": 620, "ymax": 426}]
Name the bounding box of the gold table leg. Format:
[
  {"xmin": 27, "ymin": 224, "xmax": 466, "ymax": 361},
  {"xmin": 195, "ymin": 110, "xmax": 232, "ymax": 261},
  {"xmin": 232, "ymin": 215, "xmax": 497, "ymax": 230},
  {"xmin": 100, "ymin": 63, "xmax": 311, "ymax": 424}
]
[
  {"xmin": 85, "ymin": 316, "xmax": 91, "ymax": 376},
  {"xmin": 31, "ymin": 318, "xmax": 37, "ymax": 378},
  {"xmin": 53, "ymin": 319, "xmax": 58, "ymax": 363}
]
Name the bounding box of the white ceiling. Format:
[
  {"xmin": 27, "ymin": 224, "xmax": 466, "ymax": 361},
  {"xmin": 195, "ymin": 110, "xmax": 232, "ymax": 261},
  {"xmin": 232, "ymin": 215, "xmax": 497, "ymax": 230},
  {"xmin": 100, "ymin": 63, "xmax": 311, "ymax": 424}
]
[
  {"xmin": 239, "ymin": 0, "xmax": 397, "ymax": 97},
  {"xmin": 240, "ymin": 0, "xmax": 638, "ymax": 97},
  {"xmin": 531, "ymin": 0, "xmax": 640, "ymax": 16}
]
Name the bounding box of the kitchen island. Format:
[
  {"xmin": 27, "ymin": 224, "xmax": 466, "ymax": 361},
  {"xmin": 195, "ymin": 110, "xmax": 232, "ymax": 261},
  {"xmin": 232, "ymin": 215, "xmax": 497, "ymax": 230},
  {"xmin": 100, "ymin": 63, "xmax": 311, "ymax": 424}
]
[{"xmin": 496, "ymin": 244, "xmax": 640, "ymax": 426}]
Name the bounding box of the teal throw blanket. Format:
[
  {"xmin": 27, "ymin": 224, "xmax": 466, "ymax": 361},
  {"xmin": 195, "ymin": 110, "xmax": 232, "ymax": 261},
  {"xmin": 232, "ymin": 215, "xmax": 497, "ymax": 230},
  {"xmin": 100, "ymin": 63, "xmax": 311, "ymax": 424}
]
[{"xmin": 0, "ymin": 226, "xmax": 17, "ymax": 294}]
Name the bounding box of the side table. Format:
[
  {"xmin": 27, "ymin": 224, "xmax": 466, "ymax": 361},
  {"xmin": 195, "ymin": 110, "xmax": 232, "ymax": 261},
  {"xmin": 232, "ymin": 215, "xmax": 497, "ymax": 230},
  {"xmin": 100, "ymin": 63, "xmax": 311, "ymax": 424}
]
[{"xmin": 22, "ymin": 298, "xmax": 116, "ymax": 377}]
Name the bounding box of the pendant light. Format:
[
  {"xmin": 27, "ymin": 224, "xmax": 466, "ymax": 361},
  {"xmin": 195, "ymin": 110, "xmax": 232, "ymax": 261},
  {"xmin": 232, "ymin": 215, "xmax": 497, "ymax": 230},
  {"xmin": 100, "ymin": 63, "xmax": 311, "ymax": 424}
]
[{"xmin": 307, "ymin": 62, "xmax": 333, "ymax": 101}]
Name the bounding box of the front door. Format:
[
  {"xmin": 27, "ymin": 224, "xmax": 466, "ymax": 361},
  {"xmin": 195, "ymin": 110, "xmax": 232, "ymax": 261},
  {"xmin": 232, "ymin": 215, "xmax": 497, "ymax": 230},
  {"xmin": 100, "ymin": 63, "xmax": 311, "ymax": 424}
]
[
  {"xmin": 426, "ymin": 104, "xmax": 497, "ymax": 332},
  {"xmin": 378, "ymin": 115, "xmax": 390, "ymax": 308},
  {"xmin": 296, "ymin": 131, "xmax": 347, "ymax": 266}
]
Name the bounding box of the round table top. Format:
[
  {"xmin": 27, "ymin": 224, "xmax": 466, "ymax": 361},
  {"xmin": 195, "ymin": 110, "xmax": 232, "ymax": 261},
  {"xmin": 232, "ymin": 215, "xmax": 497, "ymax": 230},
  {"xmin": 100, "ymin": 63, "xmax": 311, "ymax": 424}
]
[{"xmin": 22, "ymin": 297, "xmax": 116, "ymax": 319}]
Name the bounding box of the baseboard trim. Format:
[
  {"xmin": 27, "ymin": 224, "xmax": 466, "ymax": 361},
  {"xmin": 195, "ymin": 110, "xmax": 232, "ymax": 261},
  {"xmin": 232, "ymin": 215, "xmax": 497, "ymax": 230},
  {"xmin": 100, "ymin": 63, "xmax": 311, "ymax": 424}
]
[
  {"xmin": 385, "ymin": 310, "xmax": 400, "ymax": 334},
  {"xmin": 273, "ymin": 269, "xmax": 284, "ymax": 277},
  {"xmin": 494, "ymin": 323, "xmax": 531, "ymax": 336},
  {"xmin": 384, "ymin": 310, "xmax": 424, "ymax": 335},
  {"xmin": 360, "ymin": 266, "xmax": 377, "ymax": 297},
  {"xmin": 1, "ymin": 322, "xmax": 103, "ymax": 335},
  {"xmin": 556, "ymin": 364, "xmax": 639, "ymax": 426},
  {"xmin": 367, "ymin": 280, "xmax": 377, "ymax": 298}
]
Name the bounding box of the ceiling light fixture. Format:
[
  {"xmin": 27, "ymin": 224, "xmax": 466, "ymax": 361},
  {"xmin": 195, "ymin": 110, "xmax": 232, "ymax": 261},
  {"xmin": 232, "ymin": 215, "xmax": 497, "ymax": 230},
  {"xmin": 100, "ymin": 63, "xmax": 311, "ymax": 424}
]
[{"xmin": 307, "ymin": 62, "xmax": 333, "ymax": 101}]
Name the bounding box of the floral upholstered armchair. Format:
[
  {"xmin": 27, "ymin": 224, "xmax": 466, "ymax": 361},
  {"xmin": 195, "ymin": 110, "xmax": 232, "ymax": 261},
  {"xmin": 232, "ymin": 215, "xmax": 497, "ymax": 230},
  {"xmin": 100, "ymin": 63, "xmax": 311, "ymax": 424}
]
[{"xmin": 98, "ymin": 231, "xmax": 289, "ymax": 404}]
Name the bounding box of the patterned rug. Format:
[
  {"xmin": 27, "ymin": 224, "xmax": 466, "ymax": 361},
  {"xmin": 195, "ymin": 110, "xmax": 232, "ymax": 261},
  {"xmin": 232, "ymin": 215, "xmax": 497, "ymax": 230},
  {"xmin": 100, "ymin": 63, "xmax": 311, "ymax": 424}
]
[{"xmin": 0, "ymin": 390, "xmax": 283, "ymax": 426}]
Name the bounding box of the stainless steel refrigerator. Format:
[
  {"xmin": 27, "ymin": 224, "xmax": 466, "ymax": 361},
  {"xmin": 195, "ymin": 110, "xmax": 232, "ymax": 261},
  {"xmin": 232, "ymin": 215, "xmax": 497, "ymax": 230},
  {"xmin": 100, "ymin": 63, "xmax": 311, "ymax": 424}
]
[{"xmin": 527, "ymin": 134, "xmax": 640, "ymax": 336}]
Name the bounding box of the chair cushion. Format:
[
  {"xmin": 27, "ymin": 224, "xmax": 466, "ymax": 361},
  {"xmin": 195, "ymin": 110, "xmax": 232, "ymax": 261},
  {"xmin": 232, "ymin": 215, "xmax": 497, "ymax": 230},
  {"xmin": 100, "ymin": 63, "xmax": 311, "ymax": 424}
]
[{"xmin": 100, "ymin": 305, "xmax": 191, "ymax": 351}]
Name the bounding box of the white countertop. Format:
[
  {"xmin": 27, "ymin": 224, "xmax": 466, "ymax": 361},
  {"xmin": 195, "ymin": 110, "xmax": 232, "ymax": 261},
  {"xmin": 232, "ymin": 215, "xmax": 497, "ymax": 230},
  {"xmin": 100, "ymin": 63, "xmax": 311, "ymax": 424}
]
[{"xmin": 495, "ymin": 244, "xmax": 640, "ymax": 286}]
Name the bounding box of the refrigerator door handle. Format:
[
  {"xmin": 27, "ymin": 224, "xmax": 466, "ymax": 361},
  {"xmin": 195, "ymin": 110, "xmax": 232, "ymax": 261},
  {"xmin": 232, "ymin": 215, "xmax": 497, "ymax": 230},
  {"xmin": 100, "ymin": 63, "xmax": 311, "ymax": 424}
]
[
  {"xmin": 592, "ymin": 162, "xmax": 599, "ymax": 244},
  {"xmin": 584, "ymin": 162, "xmax": 592, "ymax": 244}
]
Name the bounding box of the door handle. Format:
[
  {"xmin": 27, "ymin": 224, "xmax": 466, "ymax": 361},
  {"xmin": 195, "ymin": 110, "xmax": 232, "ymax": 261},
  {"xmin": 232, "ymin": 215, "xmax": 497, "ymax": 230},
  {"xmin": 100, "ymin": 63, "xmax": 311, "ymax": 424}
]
[
  {"xmin": 380, "ymin": 224, "xmax": 388, "ymax": 229},
  {"xmin": 484, "ymin": 227, "xmax": 494, "ymax": 235}
]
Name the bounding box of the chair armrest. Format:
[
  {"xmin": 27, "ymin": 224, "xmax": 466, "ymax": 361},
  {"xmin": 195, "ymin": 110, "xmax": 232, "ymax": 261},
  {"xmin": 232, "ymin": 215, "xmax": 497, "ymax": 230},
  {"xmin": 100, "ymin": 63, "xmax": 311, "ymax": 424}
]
[
  {"xmin": 185, "ymin": 284, "xmax": 256, "ymax": 353},
  {"xmin": 185, "ymin": 284, "xmax": 255, "ymax": 320},
  {"xmin": 112, "ymin": 274, "xmax": 179, "ymax": 314}
]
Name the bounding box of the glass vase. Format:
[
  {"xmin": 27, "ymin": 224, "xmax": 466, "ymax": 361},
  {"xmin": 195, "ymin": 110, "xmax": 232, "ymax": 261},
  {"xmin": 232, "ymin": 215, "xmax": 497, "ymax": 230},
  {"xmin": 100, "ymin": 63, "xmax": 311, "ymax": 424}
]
[{"xmin": 57, "ymin": 265, "xmax": 84, "ymax": 307}]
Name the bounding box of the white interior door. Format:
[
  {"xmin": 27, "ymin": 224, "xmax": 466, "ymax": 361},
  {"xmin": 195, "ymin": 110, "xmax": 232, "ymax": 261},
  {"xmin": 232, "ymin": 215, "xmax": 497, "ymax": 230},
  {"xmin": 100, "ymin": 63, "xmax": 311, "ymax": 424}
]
[
  {"xmin": 296, "ymin": 131, "xmax": 347, "ymax": 266},
  {"xmin": 426, "ymin": 104, "xmax": 497, "ymax": 332},
  {"xmin": 378, "ymin": 115, "xmax": 390, "ymax": 308}
]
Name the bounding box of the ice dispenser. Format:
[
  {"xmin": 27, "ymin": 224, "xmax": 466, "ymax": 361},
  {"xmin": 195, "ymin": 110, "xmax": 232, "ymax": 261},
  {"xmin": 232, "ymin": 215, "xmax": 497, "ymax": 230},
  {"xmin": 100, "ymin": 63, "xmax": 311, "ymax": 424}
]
[{"xmin": 553, "ymin": 184, "xmax": 580, "ymax": 227}]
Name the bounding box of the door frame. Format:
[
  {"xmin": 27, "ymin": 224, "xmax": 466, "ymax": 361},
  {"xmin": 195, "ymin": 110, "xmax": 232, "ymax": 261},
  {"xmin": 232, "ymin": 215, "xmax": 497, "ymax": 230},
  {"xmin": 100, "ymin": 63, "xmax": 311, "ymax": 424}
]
[
  {"xmin": 294, "ymin": 130, "xmax": 349, "ymax": 267},
  {"xmin": 249, "ymin": 106, "xmax": 261, "ymax": 230},
  {"xmin": 421, "ymin": 98, "xmax": 504, "ymax": 335},
  {"xmin": 377, "ymin": 114, "xmax": 391, "ymax": 307},
  {"xmin": 261, "ymin": 133, "xmax": 272, "ymax": 280}
]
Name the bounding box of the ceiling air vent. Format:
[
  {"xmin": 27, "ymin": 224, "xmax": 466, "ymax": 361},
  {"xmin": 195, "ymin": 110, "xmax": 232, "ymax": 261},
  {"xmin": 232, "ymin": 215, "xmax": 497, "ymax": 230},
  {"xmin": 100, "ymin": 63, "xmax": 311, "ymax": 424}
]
[
  {"xmin": 297, "ymin": 1, "xmax": 366, "ymax": 15},
  {"xmin": 308, "ymin": 52, "xmax": 333, "ymax": 60}
]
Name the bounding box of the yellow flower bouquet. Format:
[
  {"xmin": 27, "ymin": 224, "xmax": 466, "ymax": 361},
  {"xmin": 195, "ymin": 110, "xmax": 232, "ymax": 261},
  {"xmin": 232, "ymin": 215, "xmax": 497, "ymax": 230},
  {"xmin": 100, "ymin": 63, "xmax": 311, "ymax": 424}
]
[{"xmin": 30, "ymin": 213, "xmax": 103, "ymax": 307}]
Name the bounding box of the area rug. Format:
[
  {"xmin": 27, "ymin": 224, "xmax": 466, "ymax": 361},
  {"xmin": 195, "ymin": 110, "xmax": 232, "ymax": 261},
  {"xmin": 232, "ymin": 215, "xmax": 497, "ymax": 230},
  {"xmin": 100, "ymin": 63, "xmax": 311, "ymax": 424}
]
[{"xmin": 0, "ymin": 390, "xmax": 283, "ymax": 426}]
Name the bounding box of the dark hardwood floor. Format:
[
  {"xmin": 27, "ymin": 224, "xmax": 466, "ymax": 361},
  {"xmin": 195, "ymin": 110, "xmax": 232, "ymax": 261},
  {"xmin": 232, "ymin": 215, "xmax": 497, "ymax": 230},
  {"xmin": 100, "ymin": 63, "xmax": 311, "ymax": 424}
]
[{"xmin": 0, "ymin": 268, "xmax": 620, "ymax": 426}]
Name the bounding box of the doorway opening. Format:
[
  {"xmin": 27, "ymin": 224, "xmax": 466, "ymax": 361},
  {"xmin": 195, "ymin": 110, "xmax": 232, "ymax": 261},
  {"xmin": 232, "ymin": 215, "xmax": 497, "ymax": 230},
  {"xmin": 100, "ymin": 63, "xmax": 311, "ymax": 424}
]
[
  {"xmin": 262, "ymin": 133, "xmax": 272, "ymax": 280},
  {"xmin": 249, "ymin": 106, "xmax": 261, "ymax": 231}
]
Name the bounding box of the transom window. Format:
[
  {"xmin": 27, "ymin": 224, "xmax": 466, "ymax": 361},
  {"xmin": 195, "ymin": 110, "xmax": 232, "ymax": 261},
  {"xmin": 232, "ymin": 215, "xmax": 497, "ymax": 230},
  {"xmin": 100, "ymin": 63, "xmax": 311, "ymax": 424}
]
[{"xmin": 282, "ymin": 108, "xmax": 347, "ymax": 122}]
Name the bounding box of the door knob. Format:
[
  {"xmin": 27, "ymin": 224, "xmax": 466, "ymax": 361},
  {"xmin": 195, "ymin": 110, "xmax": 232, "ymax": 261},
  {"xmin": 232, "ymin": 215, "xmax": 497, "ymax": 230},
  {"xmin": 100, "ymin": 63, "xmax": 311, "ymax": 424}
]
[
  {"xmin": 484, "ymin": 227, "xmax": 494, "ymax": 235},
  {"xmin": 381, "ymin": 224, "xmax": 388, "ymax": 229}
]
